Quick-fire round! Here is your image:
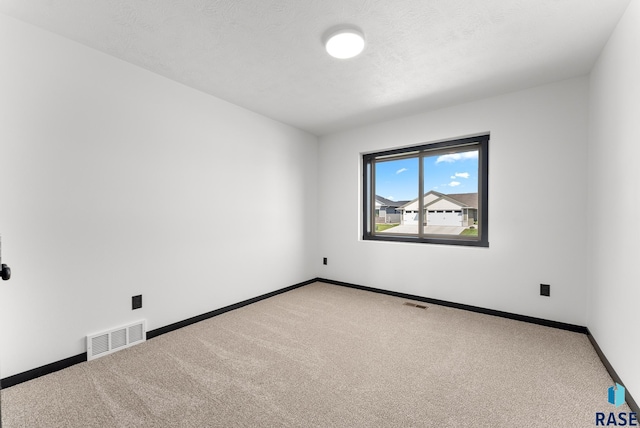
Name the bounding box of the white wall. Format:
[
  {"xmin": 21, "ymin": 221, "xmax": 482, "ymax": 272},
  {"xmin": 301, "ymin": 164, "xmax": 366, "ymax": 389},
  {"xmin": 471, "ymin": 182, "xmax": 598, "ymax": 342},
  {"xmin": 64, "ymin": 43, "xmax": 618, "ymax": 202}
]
[
  {"xmin": 318, "ymin": 77, "xmax": 589, "ymax": 326},
  {"xmin": 587, "ymin": 0, "xmax": 639, "ymax": 401},
  {"xmin": 0, "ymin": 14, "xmax": 318, "ymax": 378}
]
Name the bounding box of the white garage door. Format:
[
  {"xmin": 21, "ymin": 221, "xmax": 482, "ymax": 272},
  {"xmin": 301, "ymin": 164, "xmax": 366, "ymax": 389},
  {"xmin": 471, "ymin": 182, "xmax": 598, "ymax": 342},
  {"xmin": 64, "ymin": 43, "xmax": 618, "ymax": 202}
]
[
  {"xmin": 427, "ymin": 210, "xmax": 462, "ymax": 226},
  {"xmin": 403, "ymin": 211, "xmax": 418, "ymax": 225}
]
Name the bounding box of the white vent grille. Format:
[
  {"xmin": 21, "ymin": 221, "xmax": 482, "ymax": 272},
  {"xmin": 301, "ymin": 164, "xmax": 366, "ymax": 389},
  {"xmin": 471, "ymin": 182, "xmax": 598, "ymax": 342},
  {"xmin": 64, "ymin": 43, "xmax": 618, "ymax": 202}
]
[
  {"xmin": 129, "ymin": 323, "xmax": 143, "ymax": 343},
  {"xmin": 111, "ymin": 328, "xmax": 127, "ymax": 349},
  {"xmin": 92, "ymin": 334, "xmax": 109, "ymax": 356},
  {"xmin": 87, "ymin": 320, "xmax": 146, "ymax": 361}
]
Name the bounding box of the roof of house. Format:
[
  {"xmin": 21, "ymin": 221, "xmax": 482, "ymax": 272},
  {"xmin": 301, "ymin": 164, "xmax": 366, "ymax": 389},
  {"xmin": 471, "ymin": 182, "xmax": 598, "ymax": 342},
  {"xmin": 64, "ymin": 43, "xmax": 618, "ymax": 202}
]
[
  {"xmin": 398, "ymin": 191, "xmax": 478, "ymax": 209},
  {"xmin": 444, "ymin": 193, "xmax": 478, "ymax": 208},
  {"xmin": 375, "ymin": 196, "xmax": 409, "ymax": 208}
]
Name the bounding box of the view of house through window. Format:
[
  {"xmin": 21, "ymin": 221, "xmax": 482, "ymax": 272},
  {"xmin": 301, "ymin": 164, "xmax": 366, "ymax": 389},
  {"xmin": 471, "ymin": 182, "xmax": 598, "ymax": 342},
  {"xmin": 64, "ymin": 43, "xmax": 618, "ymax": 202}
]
[{"xmin": 363, "ymin": 135, "xmax": 488, "ymax": 247}]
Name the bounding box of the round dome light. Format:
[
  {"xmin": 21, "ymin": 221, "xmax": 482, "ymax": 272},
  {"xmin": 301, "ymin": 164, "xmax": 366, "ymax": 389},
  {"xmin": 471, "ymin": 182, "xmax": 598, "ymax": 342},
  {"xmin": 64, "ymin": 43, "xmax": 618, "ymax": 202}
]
[{"xmin": 324, "ymin": 27, "xmax": 365, "ymax": 59}]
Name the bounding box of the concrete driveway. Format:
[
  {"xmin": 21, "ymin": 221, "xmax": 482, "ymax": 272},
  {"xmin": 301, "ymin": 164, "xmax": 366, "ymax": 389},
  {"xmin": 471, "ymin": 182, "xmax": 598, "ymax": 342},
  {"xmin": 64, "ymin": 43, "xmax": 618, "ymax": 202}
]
[{"xmin": 377, "ymin": 224, "xmax": 467, "ymax": 235}]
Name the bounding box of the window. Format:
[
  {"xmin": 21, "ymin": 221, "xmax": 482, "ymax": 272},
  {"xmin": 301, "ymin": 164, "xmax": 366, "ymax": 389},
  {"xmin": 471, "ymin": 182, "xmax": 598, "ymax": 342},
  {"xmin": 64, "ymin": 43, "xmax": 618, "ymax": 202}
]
[{"xmin": 363, "ymin": 134, "xmax": 488, "ymax": 247}]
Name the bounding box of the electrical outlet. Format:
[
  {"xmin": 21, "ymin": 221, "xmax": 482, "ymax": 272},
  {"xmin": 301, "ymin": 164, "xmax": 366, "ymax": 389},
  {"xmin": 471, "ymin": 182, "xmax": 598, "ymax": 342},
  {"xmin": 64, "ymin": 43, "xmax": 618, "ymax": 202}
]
[
  {"xmin": 323, "ymin": 257, "xmax": 327, "ymax": 265},
  {"xmin": 132, "ymin": 295, "xmax": 142, "ymax": 310},
  {"xmin": 540, "ymin": 284, "xmax": 550, "ymax": 297}
]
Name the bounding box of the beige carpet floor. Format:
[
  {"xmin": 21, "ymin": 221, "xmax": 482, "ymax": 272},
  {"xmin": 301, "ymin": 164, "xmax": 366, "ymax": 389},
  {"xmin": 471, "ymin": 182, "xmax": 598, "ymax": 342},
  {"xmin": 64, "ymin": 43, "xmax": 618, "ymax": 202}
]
[{"xmin": 0, "ymin": 282, "xmax": 626, "ymax": 427}]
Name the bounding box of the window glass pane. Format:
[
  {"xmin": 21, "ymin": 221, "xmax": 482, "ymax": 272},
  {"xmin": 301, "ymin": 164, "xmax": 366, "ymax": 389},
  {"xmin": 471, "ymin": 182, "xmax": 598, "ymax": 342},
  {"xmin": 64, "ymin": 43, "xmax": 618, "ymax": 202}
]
[
  {"xmin": 374, "ymin": 157, "xmax": 418, "ymax": 235},
  {"xmin": 422, "ymin": 149, "xmax": 479, "ymax": 237}
]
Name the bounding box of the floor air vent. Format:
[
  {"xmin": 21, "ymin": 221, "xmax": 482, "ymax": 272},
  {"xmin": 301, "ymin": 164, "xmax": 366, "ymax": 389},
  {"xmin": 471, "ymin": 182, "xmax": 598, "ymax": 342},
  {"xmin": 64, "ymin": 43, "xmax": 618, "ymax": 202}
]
[
  {"xmin": 87, "ymin": 320, "xmax": 146, "ymax": 361},
  {"xmin": 403, "ymin": 302, "xmax": 428, "ymax": 309}
]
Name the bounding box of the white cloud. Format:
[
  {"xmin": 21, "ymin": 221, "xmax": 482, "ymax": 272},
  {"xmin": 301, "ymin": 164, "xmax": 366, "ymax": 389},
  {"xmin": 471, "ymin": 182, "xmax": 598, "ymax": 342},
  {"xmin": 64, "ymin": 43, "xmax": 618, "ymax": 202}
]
[
  {"xmin": 386, "ymin": 196, "xmax": 394, "ymax": 200},
  {"xmin": 396, "ymin": 167, "xmax": 408, "ymax": 174},
  {"xmin": 449, "ymin": 181, "xmax": 461, "ymax": 187},
  {"xmin": 453, "ymin": 172, "xmax": 470, "ymax": 179},
  {"xmin": 436, "ymin": 151, "xmax": 478, "ymax": 164}
]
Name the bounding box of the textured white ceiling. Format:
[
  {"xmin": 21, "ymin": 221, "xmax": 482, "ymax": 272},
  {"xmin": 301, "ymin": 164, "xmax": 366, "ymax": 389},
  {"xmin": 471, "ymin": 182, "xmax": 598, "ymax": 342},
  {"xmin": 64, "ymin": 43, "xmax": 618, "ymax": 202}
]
[{"xmin": 0, "ymin": 0, "xmax": 631, "ymax": 135}]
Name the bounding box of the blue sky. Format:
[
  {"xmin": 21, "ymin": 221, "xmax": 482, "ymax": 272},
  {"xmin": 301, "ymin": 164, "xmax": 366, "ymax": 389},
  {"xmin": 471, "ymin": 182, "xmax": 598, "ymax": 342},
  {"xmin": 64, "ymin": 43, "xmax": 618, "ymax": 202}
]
[{"xmin": 375, "ymin": 150, "xmax": 478, "ymax": 201}]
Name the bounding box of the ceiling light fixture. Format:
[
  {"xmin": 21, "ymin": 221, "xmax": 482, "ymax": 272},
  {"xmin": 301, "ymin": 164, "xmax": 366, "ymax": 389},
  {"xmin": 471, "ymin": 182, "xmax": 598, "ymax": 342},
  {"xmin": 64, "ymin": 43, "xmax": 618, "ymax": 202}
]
[{"xmin": 323, "ymin": 26, "xmax": 365, "ymax": 59}]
